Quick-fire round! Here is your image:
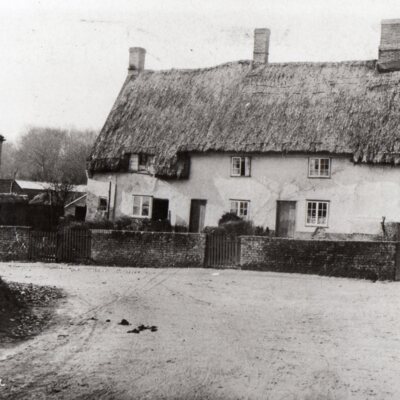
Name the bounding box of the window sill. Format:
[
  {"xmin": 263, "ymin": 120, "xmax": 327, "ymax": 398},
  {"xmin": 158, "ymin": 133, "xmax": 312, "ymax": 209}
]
[
  {"xmin": 129, "ymin": 170, "xmax": 154, "ymax": 175},
  {"xmin": 307, "ymin": 175, "xmax": 331, "ymax": 179}
]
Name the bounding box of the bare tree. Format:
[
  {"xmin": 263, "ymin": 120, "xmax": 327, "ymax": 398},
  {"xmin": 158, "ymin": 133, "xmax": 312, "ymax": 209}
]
[
  {"xmin": 0, "ymin": 142, "xmax": 19, "ymax": 179},
  {"xmin": 15, "ymin": 127, "xmax": 66, "ymax": 182},
  {"xmin": 11, "ymin": 127, "xmax": 97, "ymax": 185}
]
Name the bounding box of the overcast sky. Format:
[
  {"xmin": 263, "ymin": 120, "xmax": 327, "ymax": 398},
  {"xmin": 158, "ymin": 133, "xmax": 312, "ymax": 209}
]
[{"xmin": 1, "ymin": 0, "xmax": 400, "ymax": 141}]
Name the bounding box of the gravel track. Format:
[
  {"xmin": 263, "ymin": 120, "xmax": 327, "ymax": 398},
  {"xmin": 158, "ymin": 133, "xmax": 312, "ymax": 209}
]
[{"xmin": 0, "ymin": 263, "xmax": 400, "ymax": 399}]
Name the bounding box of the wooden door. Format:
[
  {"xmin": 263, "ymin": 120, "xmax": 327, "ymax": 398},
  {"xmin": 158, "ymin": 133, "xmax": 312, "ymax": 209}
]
[
  {"xmin": 189, "ymin": 199, "xmax": 207, "ymax": 233},
  {"xmin": 276, "ymin": 201, "xmax": 296, "ymax": 237}
]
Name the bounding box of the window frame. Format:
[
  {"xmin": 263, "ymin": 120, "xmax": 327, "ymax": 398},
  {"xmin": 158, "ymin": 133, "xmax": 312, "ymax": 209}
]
[
  {"xmin": 132, "ymin": 194, "xmax": 153, "ymax": 218},
  {"xmin": 230, "ymin": 156, "xmax": 251, "ymax": 177},
  {"xmin": 308, "ymin": 157, "xmax": 332, "ymax": 179},
  {"xmin": 229, "ymin": 199, "xmax": 251, "ymax": 220},
  {"xmin": 138, "ymin": 154, "xmax": 155, "ymax": 172},
  {"xmin": 128, "ymin": 154, "xmax": 139, "ymax": 172},
  {"xmin": 129, "ymin": 153, "xmax": 155, "ymax": 173},
  {"xmin": 98, "ymin": 196, "xmax": 108, "ymax": 212},
  {"xmin": 305, "ymin": 200, "xmax": 330, "ymax": 227}
]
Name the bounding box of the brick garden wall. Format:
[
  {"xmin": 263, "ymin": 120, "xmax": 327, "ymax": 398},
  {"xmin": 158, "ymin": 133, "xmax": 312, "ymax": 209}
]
[
  {"xmin": 0, "ymin": 225, "xmax": 397, "ymax": 281},
  {"xmin": 240, "ymin": 236, "xmax": 399, "ymax": 280},
  {"xmin": 91, "ymin": 230, "xmax": 206, "ymax": 268},
  {"xmin": 0, "ymin": 226, "xmax": 30, "ymax": 261}
]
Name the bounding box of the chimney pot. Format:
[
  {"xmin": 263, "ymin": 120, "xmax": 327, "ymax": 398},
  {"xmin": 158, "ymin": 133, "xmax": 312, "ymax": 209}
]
[
  {"xmin": 129, "ymin": 47, "xmax": 146, "ymax": 73},
  {"xmin": 378, "ymin": 19, "xmax": 400, "ymax": 72},
  {"xmin": 253, "ymin": 28, "xmax": 270, "ymax": 65}
]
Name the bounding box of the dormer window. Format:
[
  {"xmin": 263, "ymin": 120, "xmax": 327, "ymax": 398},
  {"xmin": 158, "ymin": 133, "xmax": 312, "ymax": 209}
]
[
  {"xmin": 231, "ymin": 156, "xmax": 251, "ymax": 177},
  {"xmin": 129, "ymin": 154, "xmax": 139, "ymax": 171},
  {"xmin": 129, "ymin": 153, "xmax": 155, "ymax": 173},
  {"xmin": 308, "ymin": 157, "xmax": 331, "ymax": 178}
]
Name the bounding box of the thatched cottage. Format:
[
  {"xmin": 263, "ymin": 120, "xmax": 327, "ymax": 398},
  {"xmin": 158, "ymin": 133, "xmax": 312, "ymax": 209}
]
[{"xmin": 87, "ymin": 20, "xmax": 400, "ymax": 238}]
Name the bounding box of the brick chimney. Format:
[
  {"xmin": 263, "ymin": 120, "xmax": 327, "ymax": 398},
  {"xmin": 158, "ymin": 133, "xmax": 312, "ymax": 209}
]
[
  {"xmin": 128, "ymin": 47, "xmax": 146, "ymax": 74},
  {"xmin": 378, "ymin": 19, "xmax": 400, "ymax": 72},
  {"xmin": 253, "ymin": 28, "xmax": 270, "ymax": 65}
]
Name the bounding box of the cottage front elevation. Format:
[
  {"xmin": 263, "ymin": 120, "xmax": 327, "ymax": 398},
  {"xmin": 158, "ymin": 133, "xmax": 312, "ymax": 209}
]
[{"xmin": 86, "ymin": 20, "xmax": 400, "ymax": 239}]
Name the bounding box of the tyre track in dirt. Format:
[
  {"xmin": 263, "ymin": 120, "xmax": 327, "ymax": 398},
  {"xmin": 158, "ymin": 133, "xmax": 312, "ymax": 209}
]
[
  {"xmin": 1, "ymin": 268, "xmax": 178, "ymax": 399},
  {"xmin": 159, "ymin": 275, "xmax": 275, "ymax": 400},
  {"xmin": 51, "ymin": 268, "xmax": 181, "ymax": 398}
]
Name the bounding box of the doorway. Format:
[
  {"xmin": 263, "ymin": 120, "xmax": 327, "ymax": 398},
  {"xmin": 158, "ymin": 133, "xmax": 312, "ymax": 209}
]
[
  {"xmin": 189, "ymin": 199, "xmax": 207, "ymax": 233},
  {"xmin": 152, "ymin": 198, "xmax": 169, "ymax": 221},
  {"xmin": 275, "ymin": 201, "xmax": 296, "ymax": 237}
]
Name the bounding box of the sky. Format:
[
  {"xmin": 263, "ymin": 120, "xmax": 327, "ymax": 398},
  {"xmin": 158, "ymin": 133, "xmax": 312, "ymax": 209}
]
[{"xmin": 1, "ymin": 0, "xmax": 400, "ymax": 142}]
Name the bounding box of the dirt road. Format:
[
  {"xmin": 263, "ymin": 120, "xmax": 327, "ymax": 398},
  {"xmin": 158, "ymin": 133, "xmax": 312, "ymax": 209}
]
[{"xmin": 1, "ymin": 263, "xmax": 400, "ymax": 399}]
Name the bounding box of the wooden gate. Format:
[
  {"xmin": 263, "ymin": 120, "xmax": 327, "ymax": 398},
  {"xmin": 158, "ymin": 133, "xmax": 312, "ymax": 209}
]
[
  {"xmin": 29, "ymin": 231, "xmax": 57, "ymax": 262},
  {"xmin": 29, "ymin": 228, "xmax": 91, "ymax": 263},
  {"xmin": 57, "ymin": 228, "xmax": 92, "ymax": 263},
  {"xmin": 205, "ymin": 234, "xmax": 241, "ymax": 268}
]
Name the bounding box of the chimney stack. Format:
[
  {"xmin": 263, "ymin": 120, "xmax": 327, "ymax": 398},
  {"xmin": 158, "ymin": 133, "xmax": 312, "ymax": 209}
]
[
  {"xmin": 0, "ymin": 135, "xmax": 5, "ymax": 175},
  {"xmin": 378, "ymin": 19, "xmax": 400, "ymax": 72},
  {"xmin": 253, "ymin": 28, "xmax": 270, "ymax": 64},
  {"xmin": 128, "ymin": 47, "xmax": 146, "ymax": 74}
]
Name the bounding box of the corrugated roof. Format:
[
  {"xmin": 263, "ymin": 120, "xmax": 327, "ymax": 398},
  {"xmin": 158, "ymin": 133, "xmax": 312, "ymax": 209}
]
[{"xmin": 16, "ymin": 180, "xmax": 87, "ymax": 193}]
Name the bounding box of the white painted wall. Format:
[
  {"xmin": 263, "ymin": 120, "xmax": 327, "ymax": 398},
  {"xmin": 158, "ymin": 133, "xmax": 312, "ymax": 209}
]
[{"xmin": 87, "ymin": 153, "xmax": 400, "ymax": 236}]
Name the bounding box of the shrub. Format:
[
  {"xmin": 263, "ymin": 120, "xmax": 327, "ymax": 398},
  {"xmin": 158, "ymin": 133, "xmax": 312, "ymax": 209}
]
[
  {"xmin": 174, "ymin": 224, "xmax": 188, "ymax": 233},
  {"xmin": 114, "ymin": 216, "xmax": 135, "ymax": 230},
  {"xmin": 140, "ymin": 219, "xmax": 172, "ymax": 232},
  {"xmin": 218, "ymin": 212, "xmax": 242, "ymax": 225},
  {"xmin": 204, "ymin": 212, "xmax": 272, "ymax": 236}
]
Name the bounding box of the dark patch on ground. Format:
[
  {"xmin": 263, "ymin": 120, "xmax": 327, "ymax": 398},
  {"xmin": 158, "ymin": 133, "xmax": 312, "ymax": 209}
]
[
  {"xmin": 118, "ymin": 319, "xmax": 130, "ymax": 326},
  {"xmin": 127, "ymin": 324, "xmax": 158, "ymax": 334},
  {"xmin": 0, "ymin": 278, "xmax": 65, "ymax": 344}
]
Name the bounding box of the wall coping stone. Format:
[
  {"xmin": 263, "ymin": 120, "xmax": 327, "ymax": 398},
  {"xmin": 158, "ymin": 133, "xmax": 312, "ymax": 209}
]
[
  {"xmin": 0, "ymin": 225, "xmax": 31, "ymax": 229},
  {"xmin": 90, "ymin": 229, "xmax": 205, "ymax": 237},
  {"xmin": 239, "ymin": 235, "xmax": 399, "ymax": 245}
]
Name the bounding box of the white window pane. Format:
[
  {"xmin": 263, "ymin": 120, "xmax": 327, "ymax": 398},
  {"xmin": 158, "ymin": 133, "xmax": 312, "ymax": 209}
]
[
  {"xmin": 242, "ymin": 202, "xmax": 249, "ymax": 217},
  {"xmin": 307, "ymin": 201, "xmax": 329, "ymax": 226},
  {"xmin": 320, "ymin": 159, "xmax": 330, "ymax": 176},
  {"xmin": 231, "ymin": 158, "xmax": 241, "ymax": 175},
  {"xmin": 309, "ymin": 159, "xmax": 319, "ymax": 176},
  {"xmin": 245, "ymin": 157, "xmax": 251, "ymax": 176},
  {"xmin": 142, "ymin": 196, "xmax": 150, "ymax": 217},
  {"xmin": 142, "ymin": 204, "xmax": 150, "ymax": 216},
  {"xmin": 230, "ymin": 201, "xmax": 238, "ymax": 215},
  {"xmin": 133, "ymin": 196, "xmax": 141, "ymax": 215},
  {"xmin": 317, "ymin": 202, "xmax": 328, "ymax": 225},
  {"xmin": 142, "ymin": 196, "xmax": 151, "ymax": 207},
  {"xmin": 307, "ymin": 202, "xmax": 317, "ymax": 224},
  {"xmin": 129, "ymin": 154, "xmax": 139, "ymax": 171}
]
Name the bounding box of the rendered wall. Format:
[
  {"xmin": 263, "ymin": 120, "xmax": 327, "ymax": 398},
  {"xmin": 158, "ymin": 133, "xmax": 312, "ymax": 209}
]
[{"xmin": 87, "ymin": 153, "xmax": 400, "ymax": 236}]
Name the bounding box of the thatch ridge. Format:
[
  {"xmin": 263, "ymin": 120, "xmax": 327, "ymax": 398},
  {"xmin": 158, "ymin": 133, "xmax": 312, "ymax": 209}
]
[{"xmin": 89, "ymin": 58, "xmax": 400, "ymax": 176}]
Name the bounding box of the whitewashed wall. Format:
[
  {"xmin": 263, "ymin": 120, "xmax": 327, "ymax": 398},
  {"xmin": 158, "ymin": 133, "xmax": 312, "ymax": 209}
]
[{"xmin": 87, "ymin": 153, "xmax": 400, "ymax": 236}]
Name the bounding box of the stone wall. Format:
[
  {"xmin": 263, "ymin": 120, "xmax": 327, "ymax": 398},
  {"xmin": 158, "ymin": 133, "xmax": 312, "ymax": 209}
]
[
  {"xmin": 0, "ymin": 226, "xmax": 30, "ymax": 261},
  {"xmin": 91, "ymin": 230, "xmax": 206, "ymax": 268},
  {"xmin": 240, "ymin": 236, "xmax": 399, "ymax": 280}
]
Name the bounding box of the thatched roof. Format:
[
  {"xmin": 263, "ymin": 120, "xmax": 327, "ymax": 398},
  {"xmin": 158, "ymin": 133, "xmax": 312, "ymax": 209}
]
[{"xmin": 88, "ymin": 59, "xmax": 400, "ymax": 176}]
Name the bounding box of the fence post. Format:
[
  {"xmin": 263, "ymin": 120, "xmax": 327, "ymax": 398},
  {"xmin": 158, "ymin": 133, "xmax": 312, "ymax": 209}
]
[{"xmin": 395, "ymin": 242, "xmax": 400, "ymax": 281}]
